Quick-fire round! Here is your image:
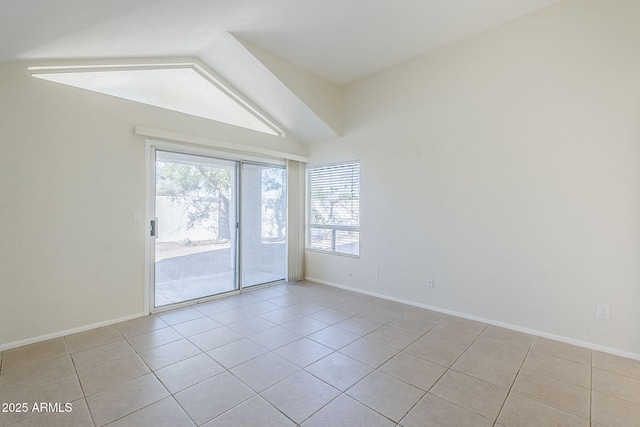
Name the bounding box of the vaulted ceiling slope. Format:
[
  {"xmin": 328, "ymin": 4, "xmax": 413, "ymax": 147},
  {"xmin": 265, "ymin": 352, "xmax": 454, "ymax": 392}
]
[{"xmin": 0, "ymin": 0, "xmax": 562, "ymax": 143}]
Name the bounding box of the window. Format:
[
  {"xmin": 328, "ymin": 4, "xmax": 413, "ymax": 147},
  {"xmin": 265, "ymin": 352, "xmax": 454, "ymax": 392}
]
[
  {"xmin": 307, "ymin": 161, "xmax": 360, "ymax": 256},
  {"xmin": 29, "ymin": 63, "xmax": 283, "ymax": 136}
]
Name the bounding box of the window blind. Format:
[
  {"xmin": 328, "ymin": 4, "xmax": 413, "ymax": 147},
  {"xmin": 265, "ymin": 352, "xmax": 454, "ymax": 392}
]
[{"xmin": 307, "ymin": 161, "xmax": 360, "ymax": 256}]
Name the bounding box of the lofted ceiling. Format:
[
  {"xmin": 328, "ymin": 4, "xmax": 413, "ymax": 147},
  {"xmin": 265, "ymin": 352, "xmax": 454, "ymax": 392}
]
[{"xmin": 0, "ymin": 0, "xmax": 563, "ymax": 142}]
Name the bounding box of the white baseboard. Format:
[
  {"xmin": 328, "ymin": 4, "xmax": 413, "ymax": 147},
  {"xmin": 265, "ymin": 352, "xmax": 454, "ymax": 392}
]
[
  {"xmin": 306, "ymin": 276, "xmax": 640, "ymax": 362},
  {"xmin": 0, "ymin": 312, "xmax": 146, "ymax": 352}
]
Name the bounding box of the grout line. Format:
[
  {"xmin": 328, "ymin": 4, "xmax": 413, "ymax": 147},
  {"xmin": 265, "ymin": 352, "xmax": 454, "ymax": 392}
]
[
  {"xmin": 590, "ymin": 360, "xmax": 594, "ymax": 422},
  {"xmin": 6, "ymin": 283, "xmax": 640, "ymax": 426},
  {"xmin": 492, "ymin": 333, "xmax": 535, "ymax": 423}
]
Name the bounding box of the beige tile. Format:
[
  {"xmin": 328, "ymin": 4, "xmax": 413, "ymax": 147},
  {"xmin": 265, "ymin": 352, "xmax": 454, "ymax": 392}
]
[
  {"xmin": 192, "ymin": 299, "xmax": 236, "ymax": 316},
  {"xmin": 248, "ymin": 286, "xmax": 286, "ymax": 300},
  {"xmin": 65, "ymin": 326, "xmax": 123, "ymax": 354},
  {"xmin": 465, "ymin": 336, "xmax": 529, "ymax": 367},
  {"xmin": 86, "ymin": 373, "xmax": 169, "ymax": 426},
  {"xmin": 281, "ymin": 317, "xmax": 330, "ymax": 336},
  {"xmin": 9, "ymin": 398, "xmax": 93, "ymax": 427},
  {"xmin": 247, "ymin": 325, "xmax": 302, "ymax": 350},
  {"xmin": 430, "ymin": 370, "xmax": 508, "ymax": 421},
  {"xmin": 9, "ymin": 374, "xmax": 83, "ymax": 404},
  {"xmin": 380, "ymin": 351, "xmax": 446, "ymax": 391},
  {"xmin": 497, "ymin": 392, "xmax": 589, "ymax": 427},
  {"xmin": 206, "ymin": 338, "xmax": 267, "ymax": 369},
  {"xmin": 402, "ymin": 309, "xmax": 448, "ymax": 324},
  {"xmin": 401, "ymin": 393, "xmax": 493, "ymax": 427},
  {"xmin": 452, "ymin": 349, "xmax": 521, "ymax": 388},
  {"xmin": 230, "ymin": 352, "xmax": 299, "ymax": 392},
  {"xmin": 593, "ymin": 351, "xmax": 640, "ymax": 380},
  {"xmin": 241, "ymin": 300, "xmax": 282, "ymax": 315},
  {"xmin": 174, "ymin": 372, "xmax": 254, "ymax": 425},
  {"xmin": 115, "ymin": 316, "xmax": 167, "ymax": 338},
  {"xmin": 425, "ymin": 325, "xmax": 478, "ymax": 350},
  {"xmin": 0, "ymin": 355, "xmax": 76, "ymax": 394},
  {"xmin": 592, "ymin": 391, "xmax": 640, "ymax": 427},
  {"xmin": 16, "ymin": 285, "xmax": 640, "ymax": 427},
  {"xmin": 209, "ymin": 308, "xmax": 254, "ymax": 325},
  {"xmin": 225, "ymin": 293, "xmax": 263, "ymax": 307},
  {"xmin": 77, "ymin": 354, "xmax": 149, "ymax": 396},
  {"xmin": 260, "ymin": 307, "xmax": 305, "ymax": 324},
  {"xmin": 480, "ymin": 325, "xmax": 535, "ymax": 349},
  {"xmin": 313, "ymin": 294, "xmax": 351, "ymax": 308},
  {"xmin": 305, "ymin": 352, "xmax": 373, "ymax": 391},
  {"xmin": 171, "ymin": 316, "xmax": 221, "ymax": 337},
  {"xmin": 333, "ymin": 300, "xmax": 372, "ymax": 315},
  {"xmin": 0, "ymin": 375, "xmax": 83, "ymax": 427},
  {"xmin": 138, "ymin": 339, "xmax": 201, "ymax": 370},
  {"xmin": 187, "ymin": 326, "xmax": 242, "ymax": 352},
  {"xmin": 439, "ymin": 316, "xmax": 487, "ymax": 335},
  {"xmin": 593, "ymin": 367, "xmax": 640, "ymax": 406},
  {"xmin": 387, "ymin": 317, "xmax": 437, "ymax": 335},
  {"xmin": 288, "ymin": 301, "xmax": 327, "ymax": 315},
  {"xmin": 308, "ymin": 325, "xmax": 360, "ymax": 350},
  {"xmin": 1, "ymin": 339, "xmax": 68, "ymax": 371},
  {"xmin": 404, "ymin": 337, "xmax": 465, "ymax": 367},
  {"xmin": 268, "ymin": 294, "xmax": 309, "ymax": 307},
  {"xmin": 282, "ymin": 289, "xmax": 313, "ymax": 301},
  {"xmin": 365, "ymin": 325, "xmax": 419, "ymax": 349},
  {"xmin": 512, "ymin": 369, "xmax": 590, "ymax": 419},
  {"xmin": 356, "ymin": 308, "xmax": 402, "ymax": 324},
  {"xmin": 204, "ymin": 395, "xmax": 295, "ymax": 427},
  {"xmin": 72, "ymin": 340, "xmax": 136, "ymax": 372},
  {"xmin": 274, "ymin": 338, "xmax": 333, "ymax": 368},
  {"xmin": 339, "ymin": 337, "xmax": 398, "ymax": 368},
  {"xmin": 226, "ymin": 317, "xmax": 276, "ymax": 336},
  {"xmin": 345, "ymin": 298, "xmax": 379, "ymax": 308},
  {"xmin": 335, "ymin": 316, "xmax": 383, "ymax": 336},
  {"xmin": 262, "ymin": 371, "xmax": 340, "ymax": 424},
  {"xmin": 309, "ymin": 308, "xmax": 352, "ymax": 324},
  {"xmin": 154, "ymin": 353, "xmax": 224, "ymax": 394},
  {"xmin": 531, "ymin": 337, "xmax": 591, "ymax": 364},
  {"xmin": 302, "ymin": 394, "xmax": 394, "ymax": 427},
  {"xmin": 157, "ymin": 306, "xmax": 204, "ymax": 325},
  {"xmin": 107, "ymin": 397, "xmax": 194, "ymax": 427},
  {"xmin": 125, "ymin": 326, "xmax": 183, "ymax": 352},
  {"xmin": 347, "ymin": 371, "xmax": 425, "ymax": 422},
  {"xmin": 378, "ymin": 300, "xmax": 416, "ymax": 316},
  {"xmin": 0, "ymin": 406, "xmax": 37, "ymax": 427},
  {"xmin": 524, "ymin": 351, "xmax": 591, "ymax": 388}
]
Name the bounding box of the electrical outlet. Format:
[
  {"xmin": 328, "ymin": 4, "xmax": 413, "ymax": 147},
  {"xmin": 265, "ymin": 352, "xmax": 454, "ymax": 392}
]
[
  {"xmin": 426, "ymin": 278, "xmax": 434, "ymax": 288},
  {"xmin": 596, "ymin": 304, "xmax": 610, "ymax": 320},
  {"xmin": 372, "ymin": 268, "xmax": 379, "ymax": 278}
]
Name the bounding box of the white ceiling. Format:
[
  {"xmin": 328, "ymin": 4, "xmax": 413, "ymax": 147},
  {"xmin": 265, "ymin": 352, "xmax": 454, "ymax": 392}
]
[{"xmin": 2, "ymin": 0, "xmax": 562, "ymax": 85}]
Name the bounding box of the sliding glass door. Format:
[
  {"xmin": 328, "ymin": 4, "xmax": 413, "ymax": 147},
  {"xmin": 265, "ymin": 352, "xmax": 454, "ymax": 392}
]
[
  {"xmin": 151, "ymin": 149, "xmax": 286, "ymax": 308},
  {"xmin": 153, "ymin": 151, "xmax": 238, "ymax": 307},
  {"xmin": 241, "ymin": 164, "xmax": 287, "ymax": 288}
]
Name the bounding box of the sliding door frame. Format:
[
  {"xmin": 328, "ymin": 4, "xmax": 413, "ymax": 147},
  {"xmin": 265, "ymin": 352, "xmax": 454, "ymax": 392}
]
[
  {"xmin": 145, "ymin": 139, "xmax": 287, "ymax": 314},
  {"xmin": 239, "ymin": 161, "xmax": 287, "ymax": 289}
]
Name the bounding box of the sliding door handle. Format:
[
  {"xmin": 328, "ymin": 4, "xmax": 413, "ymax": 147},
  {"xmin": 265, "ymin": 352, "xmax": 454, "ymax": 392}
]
[{"xmin": 150, "ymin": 218, "xmax": 158, "ymax": 238}]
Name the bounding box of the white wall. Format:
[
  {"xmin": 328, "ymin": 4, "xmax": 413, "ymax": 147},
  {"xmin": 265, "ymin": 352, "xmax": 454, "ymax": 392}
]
[
  {"xmin": 306, "ymin": 0, "xmax": 640, "ymax": 356},
  {"xmin": 0, "ymin": 61, "xmax": 306, "ymax": 349}
]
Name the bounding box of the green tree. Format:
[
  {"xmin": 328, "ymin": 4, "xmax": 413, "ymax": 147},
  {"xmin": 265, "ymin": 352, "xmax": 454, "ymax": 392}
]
[
  {"xmin": 156, "ymin": 162, "xmax": 232, "ymax": 241},
  {"xmin": 262, "ymin": 168, "xmax": 286, "ymax": 240}
]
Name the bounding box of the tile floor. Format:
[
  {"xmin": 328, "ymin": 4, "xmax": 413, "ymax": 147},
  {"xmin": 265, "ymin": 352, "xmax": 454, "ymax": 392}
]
[{"xmin": 1, "ymin": 281, "xmax": 640, "ymax": 426}]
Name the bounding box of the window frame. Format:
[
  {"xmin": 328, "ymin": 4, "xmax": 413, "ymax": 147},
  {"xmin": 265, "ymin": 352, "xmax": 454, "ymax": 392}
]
[{"xmin": 306, "ymin": 161, "xmax": 360, "ymax": 257}]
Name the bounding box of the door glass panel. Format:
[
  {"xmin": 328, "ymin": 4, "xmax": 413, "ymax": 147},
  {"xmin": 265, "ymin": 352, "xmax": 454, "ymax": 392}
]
[
  {"xmin": 241, "ymin": 164, "xmax": 287, "ymax": 287},
  {"xmin": 154, "ymin": 151, "xmax": 237, "ymax": 307}
]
